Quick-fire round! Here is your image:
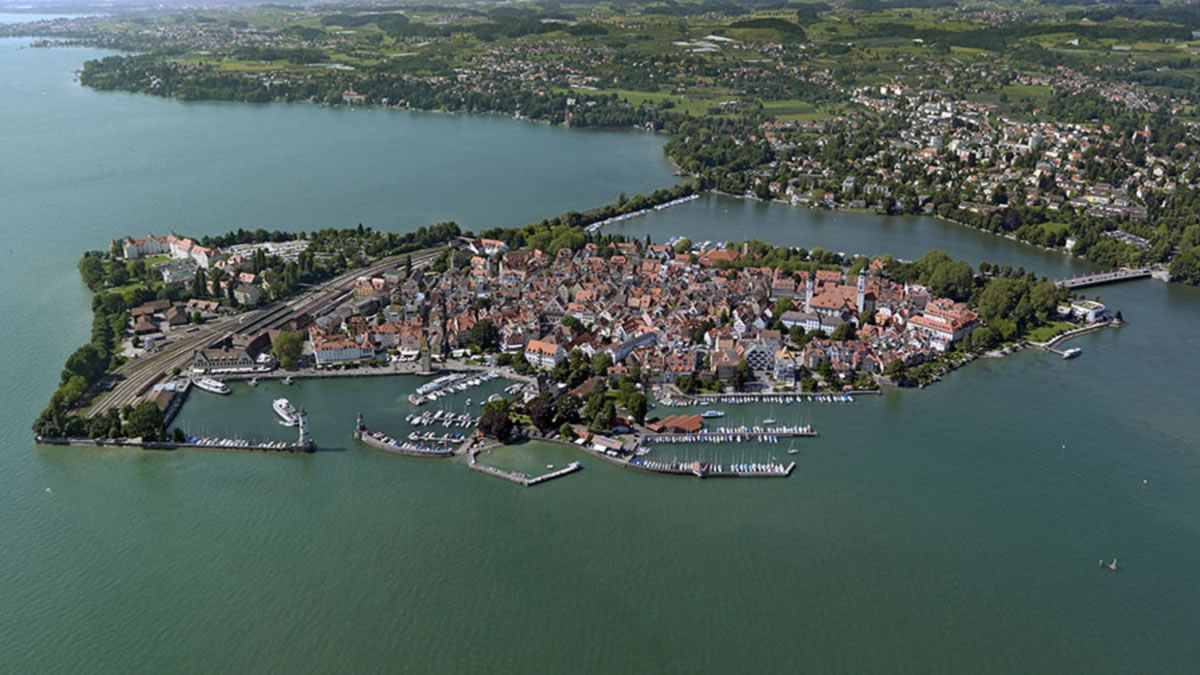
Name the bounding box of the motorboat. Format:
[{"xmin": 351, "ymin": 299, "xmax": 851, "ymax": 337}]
[
  {"xmin": 273, "ymin": 398, "xmax": 300, "ymax": 426},
  {"xmin": 193, "ymin": 377, "xmax": 230, "ymax": 395},
  {"xmin": 1062, "ymin": 347, "xmax": 1082, "ymax": 360}
]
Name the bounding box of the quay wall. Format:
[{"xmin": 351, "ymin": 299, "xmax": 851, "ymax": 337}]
[
  {"xmin": 354, "ymin": 426, "xmax": 455, "ymax": 458},
  {"xmin": 35, "ymin": 436, "xmax": 313, "ymax": 454},
  {"xmin": 1040, "ymin": 319, "xmax": 1120, "ymax": 349}
]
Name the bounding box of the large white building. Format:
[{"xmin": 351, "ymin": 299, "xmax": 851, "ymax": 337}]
[
  {"xmin": 123, "ymin": 233, "xmax": 220, "ymax": 269},
  {"xmin": 524, "ymin": 339, "xmax": 565, "ymax": 369},
  {"xmin": 312, "ymin": 335, "xmax": 375, "ymax": 366}
]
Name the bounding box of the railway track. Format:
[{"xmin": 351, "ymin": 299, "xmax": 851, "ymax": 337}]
[{"xmin": 83, "ymin": 248, "xmax": 443, "ymax": 418}]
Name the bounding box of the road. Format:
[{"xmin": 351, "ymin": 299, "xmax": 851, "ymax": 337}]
[{"xmin": 84, "ymin": 248, "xmax": 443, "ymax": 417}]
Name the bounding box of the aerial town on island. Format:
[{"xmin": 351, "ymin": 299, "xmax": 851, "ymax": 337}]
[{"xmin": 34, "ymin": 222, "xmax": 1118, "ymax": 484}]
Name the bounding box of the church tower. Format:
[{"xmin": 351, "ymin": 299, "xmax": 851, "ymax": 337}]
[{"xmin": 855, "ymin": 274, "xmax": 866, "ymax": 313}]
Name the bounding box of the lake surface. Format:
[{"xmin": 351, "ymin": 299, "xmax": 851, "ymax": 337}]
[
  {"xmin": 607, "ymin": 193, "xmax": 1098, "ymax": 279},
  {"xmin": 0, "ymin": 13, "xmax": 88, "ymax": 24},
  {"xmin": 4, "ymin": 38, "xmax": 1200, "ymax": 673}
]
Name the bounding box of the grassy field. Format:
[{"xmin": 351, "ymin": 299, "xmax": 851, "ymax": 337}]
[
  {"xmin": 1040, "ymin": 222, "xmax": 1071, "ymax": 235},
  {"xmin": 1024, "ymin": 320, "xmax": 1075, "ymax": 343},
  {"xmin": 762, "ymin": 100, "xmax": 842, "ymax": 122},
  {"xmin": 1001, "ymin": 84, "xmax": 1053, "ymax": 105},
  {"xmin": 566, "ymin": 87, "xmax": 715, "ymax": 116}
]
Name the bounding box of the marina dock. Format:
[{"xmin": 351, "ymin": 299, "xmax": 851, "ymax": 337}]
[
  {"xmin": 641, "ymin": 426, "xmax": 817, "ymax": 445},
  {"xmin": 626, "ymin": 457, "xmax": 795, "ymax": 478},
  {"xmin": 659, "ymin": 392, "xmax": 863, "ymax": 407},
  {"xmin": 354, "ymin": 415, "xmax": 455, "ymax": 457}
]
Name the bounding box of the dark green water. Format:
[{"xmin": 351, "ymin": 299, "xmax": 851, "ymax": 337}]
[{"xmin": 4, "ymin": 38, "xmax": 1200, "ymax": 673}]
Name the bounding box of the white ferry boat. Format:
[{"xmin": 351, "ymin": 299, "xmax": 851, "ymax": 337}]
[
  {"xmin": 193, "ymin": 377, "xmax": 230, "ymax": 395},
  {"xmin": 273, "ymin": 398, "xmax": 300, "ymax": 426},
  {"xmin": 700, "ymin": 410, "xmax": 724, "ymax": 419}
]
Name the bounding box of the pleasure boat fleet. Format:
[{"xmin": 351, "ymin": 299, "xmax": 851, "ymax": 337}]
[
  {"xmin": 407, "ymin": 371, "xmax": 499, "ymax": 406},
  {"xmin": 273, "ymin": 398, "xmax": 300, "ymax": 426},
  {"xmin": 193, "ymin": 377, "xmax": 230, "ymax": 395}
]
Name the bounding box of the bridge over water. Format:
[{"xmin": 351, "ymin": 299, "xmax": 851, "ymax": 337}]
[{"xmin": 1054, "ymin": 268, "xmax": 1151, "ymax": 289}]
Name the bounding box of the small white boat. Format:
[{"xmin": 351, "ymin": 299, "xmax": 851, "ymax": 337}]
[
  {"xmin": 248, "ymin": 377, "xmax": 259, "ymax": 387},
  {"xmin": 763, "ymin": 418, "xmax": 776, "ymax": 425},
  {"xmin": 1062, "ymin": 347, "xmax": 1082, "ymax": 360},
  {"xmin": 282, "ymin": 375, "xmax": 294, "ymax": 385}
]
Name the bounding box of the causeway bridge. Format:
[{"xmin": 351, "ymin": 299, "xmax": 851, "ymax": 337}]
[{"xmin": 1054, "ymin": 268, "xmax": 1151, "ymax": 289}]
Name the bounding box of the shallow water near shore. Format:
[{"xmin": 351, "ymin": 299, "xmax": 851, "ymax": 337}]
[{"xmin": 3, "ymin": 37, "xmax": 1200, "ymax": 673}]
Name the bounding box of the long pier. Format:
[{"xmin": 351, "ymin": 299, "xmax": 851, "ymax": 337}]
[
  {"xmin": 642, "ymin": 428, "xmax": 817, "ymax": 444},
  {"xmin": 1054, "ymin": 267, "xmax": 1150, "ymax": 289},
  {"xmin": 467, "ymin": 448, "xmax": 582, "ymax": 486},
  {"xmin": 36, "ymin": 435, "xmax": 313, "ymax": 453},
  {"xmin": 626, "ymin": 457, "xmax": 795, "ymax": 478}
]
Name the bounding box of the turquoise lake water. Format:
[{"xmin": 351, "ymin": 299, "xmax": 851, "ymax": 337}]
[{"xmin": 3, "ymin": 38, "xmax": 1199, "ymax": 673}]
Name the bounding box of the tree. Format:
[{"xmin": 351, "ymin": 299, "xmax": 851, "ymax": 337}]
[
  {"xmin": 884, "ymin": 358, "xmax": 905, "ymax": 380},
  {"xmin": 125, "ymin": 401, "xmax": 165, "ymax": 440},
  {"xmin": 62, "ymin": 344, "xmax": 108, "ymax": 385},
  {"xmin": 732, "ymin": 359, "xmax": 752, "ymax": 391},
  {"xmin": 773, "ymin": 296, "xmax": 795, "ymax": 317},
  {"xmin": 78, "ymin": 255, "xmax": 105, "ymax": 291},
  {"xmin": 594, "ymin": 401, "xmax": 616, "ymax": 431},
  {"xmin": 831, "ymin": 322, "xmax": 856, "ymax": 341},
  {"xmin": 582, "ymin": 390, "xmax": 606, "ymax": 422},
  {"xmin": 272, "ymin": 330, "xmax": 303, "ymax": 368},
  {"xmin": 467, "ymin": 319, "xmax": 498, "ymax": 351},
  {"xmin": 405, "ymin": 254, "xmax": 413, "ymax": 276},
  {"xmin": 172, "ymin": 427, "xmax": 187, "ymax": 442},
  {"xmin": 554, "ymin": 393, "xmax": 581, "ymax": 425},
  {"xmin": 818, "ymin": 360, "xmax": 835, "ymax": 381},
  {"xmin": 527, "ymin": 397, "xmax": 555, "ymax": 433},
  {"xmin": 108, "ymin": 260, "xmax": 129, "ymax": 287},
  {"xmin": 674, "ymin": 238, "xmax": 692, "ymax": 255},
  {"xmin": 478, "ymin": 407, "xmax": 513, "ymax": 441},
  {"xmin": 559, "ymin": 422, "xmax": 574, "ymax": 440},
  {"xmin": 591, "ymin": 352, "xmax": 613, "ymax": 377},
  {"xmin": 627, "ymin": 392, "xmax": 648, "ymax": 425}
]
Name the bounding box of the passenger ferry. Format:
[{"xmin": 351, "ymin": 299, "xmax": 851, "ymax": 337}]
[
  {"xmin": 193, "ymin": 377, "xmax": 230, "ymax": 395},
  {"xmin": 273, "ymin": 398, "xmax": 300, "ymax": 426}
]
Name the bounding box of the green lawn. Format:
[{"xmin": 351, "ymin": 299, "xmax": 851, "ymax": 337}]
[
  {"xmin": 1001, "ymin": 84, "xmax": 1053, "ymax": 106},
  {"xmin": 1023, "ymin": 320, "xmax": 1075, "ymax": 343},
  {"xmin": 762, "ymin": 100, "xmax": 842, "ymax": 122}
]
